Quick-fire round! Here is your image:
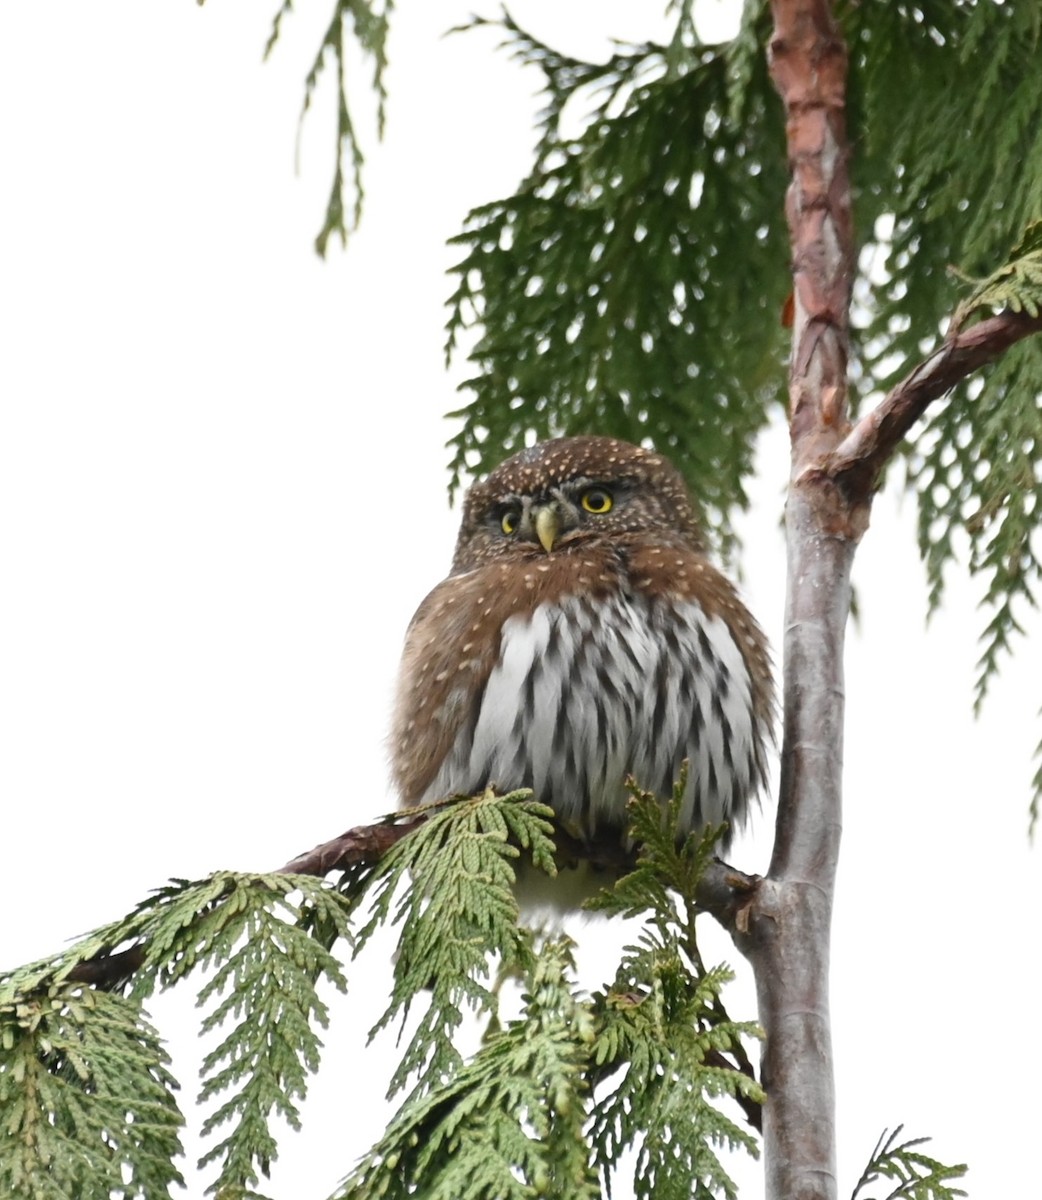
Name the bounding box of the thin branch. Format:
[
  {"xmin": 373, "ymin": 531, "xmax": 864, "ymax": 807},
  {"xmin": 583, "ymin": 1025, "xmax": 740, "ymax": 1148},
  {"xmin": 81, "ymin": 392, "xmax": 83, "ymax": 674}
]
[
  {"xmin": 61, "ymin": 817, "xmax": 424, "ymax": 989},
  {"xmin": 278, "ymin": 816, "xmax": 425, "ymax": 875},
  {"xmin": 66, "ymin": 945, "xmax": 146, "ymax": 987},
  {"xmin": 694, "ymin": 859, "xmax": 761, "ymax": 937},
  {"xmin": 61, "ymin": 816, "xmax": 760, "ymax": 991},
  {"xmin": 827, "ymin": 309, "xmax": 1042, "ymax": 497}
]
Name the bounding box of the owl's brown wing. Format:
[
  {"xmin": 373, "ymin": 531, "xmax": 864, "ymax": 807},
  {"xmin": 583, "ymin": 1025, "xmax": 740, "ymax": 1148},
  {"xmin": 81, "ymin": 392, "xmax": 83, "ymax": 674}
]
[
  {"xmin": 390, "ymin": 550, "xmax": 624, "ymax": 805},
  {"xmin": 390, "ymin": 568, "xmax": 505, "ymax": 805}
]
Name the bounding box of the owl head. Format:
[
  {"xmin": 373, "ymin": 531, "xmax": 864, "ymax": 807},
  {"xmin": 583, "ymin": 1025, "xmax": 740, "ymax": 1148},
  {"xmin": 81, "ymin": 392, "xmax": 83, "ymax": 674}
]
[{"xmin": 452, "ymin": 436, "xmax": 706, "ymax": 572}]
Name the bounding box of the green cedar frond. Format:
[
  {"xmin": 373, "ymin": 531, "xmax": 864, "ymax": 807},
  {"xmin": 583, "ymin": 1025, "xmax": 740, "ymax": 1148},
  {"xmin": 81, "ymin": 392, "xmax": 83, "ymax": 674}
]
[
  {"xmin": 0, "ymin": 875, "xmax": 237, "ymax": 1004},
  {"xmin": 586, "ymin": 778, "xmax": 762, "ymax": 1200},
  {"xmin": 193, "ymin": 878, "xmax": 352, "ymax": 1198},
  {"xmin": 950, "ymin": 220, "xmax": 1042, "ymax": 332},
  {"xmin": 266, "ymin": 0, "xmax": 393, "ymax": 256},
  {"xmin": 1, "ymin": 783, "xmax": 760, "ymax": 1199},
  {"xmin": 357, "ymin": 789, "xmax": 557, "ymax": 1099},
  {"xmin": 906, "ymin": 328, "xmax": 1042, "ymax": 812},
  {"xmin": 444, "ymin": 6, "xmax": 787, "ymax": 555},
  {"xmin": 0, "ymin": 986, "xmax": 184, "ymax": 1200},
  {"xmin": 262, "ymin": 0, "xmax": 293, "ymax": 62},
  {"xmin": 850, "ymin": 1126, "xmax": 967, "ymax": 1200},
  {"xmin": 846, "ymin": 3, "xmax": 1042, "ymax": 772},
  {"xmin": 338, "ymin": 779, "xmax": 759, "ymax": 1200},
  {"xmin": 590, "ymin": 938, "xmax": 761, "ymax": 1200},
  {"xmin": 335, "ymin": 936, "xmax": 599, "ymax": 1200},
  {"xmin": 1, "ymin": 873, "xmax": 354, "ymax": 1200},
  {"xmin": 841, "ymin": 0, "xmax": 1042, "ymax": 827},
  {"xmin": 587, "ymin": 771, "xmax": 723, "ymax": 922},
  {"xmin": 850, "ymin": 1, "xmax": 1042, "ymax": 395}
]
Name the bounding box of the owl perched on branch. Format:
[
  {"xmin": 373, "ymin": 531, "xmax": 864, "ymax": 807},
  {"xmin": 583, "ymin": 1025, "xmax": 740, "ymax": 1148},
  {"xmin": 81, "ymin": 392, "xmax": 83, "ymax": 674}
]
[{"xmin": 391, "ymin": 436, "xmax": 772, "ymax": 879}]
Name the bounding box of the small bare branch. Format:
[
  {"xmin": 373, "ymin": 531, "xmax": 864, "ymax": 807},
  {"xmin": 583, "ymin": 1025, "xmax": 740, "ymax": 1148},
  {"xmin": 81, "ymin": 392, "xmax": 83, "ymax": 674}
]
[
  {"xmin": 66, "ymin": 945, "xmax": 147, "ymax": 987},
  {"xmin": 827, "ymin": 309, "xmax": 1042, "ymax": 497},
  {"xmin": 278, "ymin": 816, "xmax": 426, "ymax": 875},
  {"xmin": 695, "ymin": 858, "xmax": 761, "ymax": 938}
]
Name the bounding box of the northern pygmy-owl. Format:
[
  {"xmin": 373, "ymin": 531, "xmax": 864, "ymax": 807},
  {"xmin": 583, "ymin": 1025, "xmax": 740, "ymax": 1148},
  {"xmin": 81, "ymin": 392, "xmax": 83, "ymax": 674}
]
[{"xmin": 391, "ymin": 436, "xmax": 772, "ymax": 878}]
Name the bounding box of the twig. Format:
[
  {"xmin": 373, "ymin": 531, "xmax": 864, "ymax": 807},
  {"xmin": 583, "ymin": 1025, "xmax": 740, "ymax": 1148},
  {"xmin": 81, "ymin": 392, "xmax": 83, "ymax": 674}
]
[
  {"xmin": 277, "ymin": 816, "xmax": 426, "ymax": 875},
  {"xmin": 61, "ymin": 817, "xmax": 427, "ymax": 989},
  {"xmin": 66, "ymin": 945, "xmax": 146, "ymax": 987},
  {"xmin": 827, "ymin": 309, "xmax": 1042, "ymax": 497},
  {"xmin": 60, "ymin": 818, "xmax": 761, "ymax": 990}
]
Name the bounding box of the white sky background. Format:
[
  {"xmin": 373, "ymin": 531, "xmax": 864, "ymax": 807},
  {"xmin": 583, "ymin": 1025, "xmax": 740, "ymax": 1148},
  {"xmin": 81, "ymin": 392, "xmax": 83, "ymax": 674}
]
[{"xmin": 1, "ymin": 2, "xmax": 1040, "ymax": 1197}]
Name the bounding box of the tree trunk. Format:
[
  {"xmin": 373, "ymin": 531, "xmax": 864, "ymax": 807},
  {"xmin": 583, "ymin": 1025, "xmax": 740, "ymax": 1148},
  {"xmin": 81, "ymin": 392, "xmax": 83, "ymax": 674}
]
[
  {"xmin": 751, "ymin": 5, "xmax": 862, "ymax": 1199},
  {"xmin": 750, "ymin": 482, "xmax": 856, "ymax": 1200}
]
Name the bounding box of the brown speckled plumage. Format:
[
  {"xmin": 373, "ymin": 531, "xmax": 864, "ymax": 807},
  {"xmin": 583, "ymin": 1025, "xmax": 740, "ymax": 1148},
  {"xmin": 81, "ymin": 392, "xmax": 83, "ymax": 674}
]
[{"xmin": 391, "ymin": 436, "xmax": 773, "ymax": 870}]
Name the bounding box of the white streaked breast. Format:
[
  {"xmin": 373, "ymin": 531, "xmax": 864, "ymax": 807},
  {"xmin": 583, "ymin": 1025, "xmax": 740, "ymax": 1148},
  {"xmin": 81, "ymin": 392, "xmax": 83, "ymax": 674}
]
[{"xmin": 423, "ymin": 591, "xmax": 761, "ymax": 843}]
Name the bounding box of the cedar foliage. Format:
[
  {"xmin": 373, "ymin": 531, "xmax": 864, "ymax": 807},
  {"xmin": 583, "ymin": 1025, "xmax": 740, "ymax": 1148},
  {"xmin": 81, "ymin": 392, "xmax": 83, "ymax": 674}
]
[
  {"xmin": 2, "ymin": 874, "xmax": 353, "ymax": 1199},
  {"xmin": 2, "ymin": 791, "xmax": 769, "ymax": 1199},
  {"xmin": 849, "ymin": 1127, "xmax": 967, "ymax": 1200}
]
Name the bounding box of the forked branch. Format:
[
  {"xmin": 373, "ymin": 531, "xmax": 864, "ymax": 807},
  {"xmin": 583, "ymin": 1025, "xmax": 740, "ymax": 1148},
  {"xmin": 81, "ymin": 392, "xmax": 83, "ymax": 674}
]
[{"xmin": 827, "ymin": 309, "xmax": 1042, "ymax": 497}]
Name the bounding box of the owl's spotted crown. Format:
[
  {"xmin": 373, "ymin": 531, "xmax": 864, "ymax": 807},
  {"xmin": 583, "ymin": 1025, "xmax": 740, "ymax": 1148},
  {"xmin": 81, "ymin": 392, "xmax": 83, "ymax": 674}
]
[{"xmin": 453, "ymin": 436, "xmax": 707, "ymax": 572}]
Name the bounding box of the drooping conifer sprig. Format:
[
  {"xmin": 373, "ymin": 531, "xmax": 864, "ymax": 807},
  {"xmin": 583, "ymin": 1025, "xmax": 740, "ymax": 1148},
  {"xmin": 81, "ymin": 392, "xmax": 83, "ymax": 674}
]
[
  {"xmin": 849, "ymin": 1126, "xmax": 967, "ymax": 1200},
  {"xmin": 444, "ymin": 4, "xmax": 786, "ymax": 557},
  {"xmin": 819, "ymin": 212, "xmax": 1042, "ymax": 827},
  {"xmin": 336, "ymin": 781, "xmax": 765, "ymax": 1200},
  {"xmin": 192, "ymin": 877, "xmax": 354, "ymax": 1198},
  {"xmin": 0, "ymin": 985, "xmax": 184, "ymax": 1200},
  {"xmin": 1, "ymin": 872, "xmax": 354, "ymax": 1200},
  {"xmin": 263, "ymin": 0, "xmax": 393, "ymax": 256},
  {"xmin": 354, "ymin": 788, "xmax": 558, "ymax": 1100},
  {"xmin": 334, "ymin": 935, "xmax": 600, "ymax": 1200}
]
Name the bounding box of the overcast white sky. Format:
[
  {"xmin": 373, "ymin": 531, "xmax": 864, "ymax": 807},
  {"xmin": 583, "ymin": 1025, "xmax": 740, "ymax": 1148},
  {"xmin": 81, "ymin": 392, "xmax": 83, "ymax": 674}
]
[{"xmin": 1, "ymin": 3, "xmax": 1040, "ymax": 1198}]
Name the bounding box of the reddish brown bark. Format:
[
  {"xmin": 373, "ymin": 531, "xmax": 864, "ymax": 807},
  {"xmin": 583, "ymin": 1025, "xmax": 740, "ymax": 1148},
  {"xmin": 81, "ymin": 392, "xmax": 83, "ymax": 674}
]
[{"xmin": 278, "ymin": 816, "xmax": 424, "ymax": 875}]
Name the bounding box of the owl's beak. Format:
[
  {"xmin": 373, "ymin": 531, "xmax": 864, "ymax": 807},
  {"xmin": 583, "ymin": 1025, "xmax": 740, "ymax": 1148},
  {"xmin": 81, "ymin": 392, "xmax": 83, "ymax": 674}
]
[{"xmin": 534, "ymin": 505, "xmax": 560, "ymax": 553}]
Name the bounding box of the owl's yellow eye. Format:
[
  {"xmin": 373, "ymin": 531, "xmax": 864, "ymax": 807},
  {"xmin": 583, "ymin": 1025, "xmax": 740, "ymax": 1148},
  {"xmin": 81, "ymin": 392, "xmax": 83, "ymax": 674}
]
[
  {"xmin": 580, "ymin": 487, "xmax": 613, "ymax": 514},
  {"xmin": 501, "ymin": 510, "xmax": 519, "ymax": 535}
]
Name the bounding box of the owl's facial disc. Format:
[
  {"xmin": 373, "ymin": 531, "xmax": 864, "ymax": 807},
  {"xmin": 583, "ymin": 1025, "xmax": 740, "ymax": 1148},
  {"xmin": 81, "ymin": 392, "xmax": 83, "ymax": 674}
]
[{"xmin": 508, "ymin": 485, "xmax": 613, "ymax": 552}]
